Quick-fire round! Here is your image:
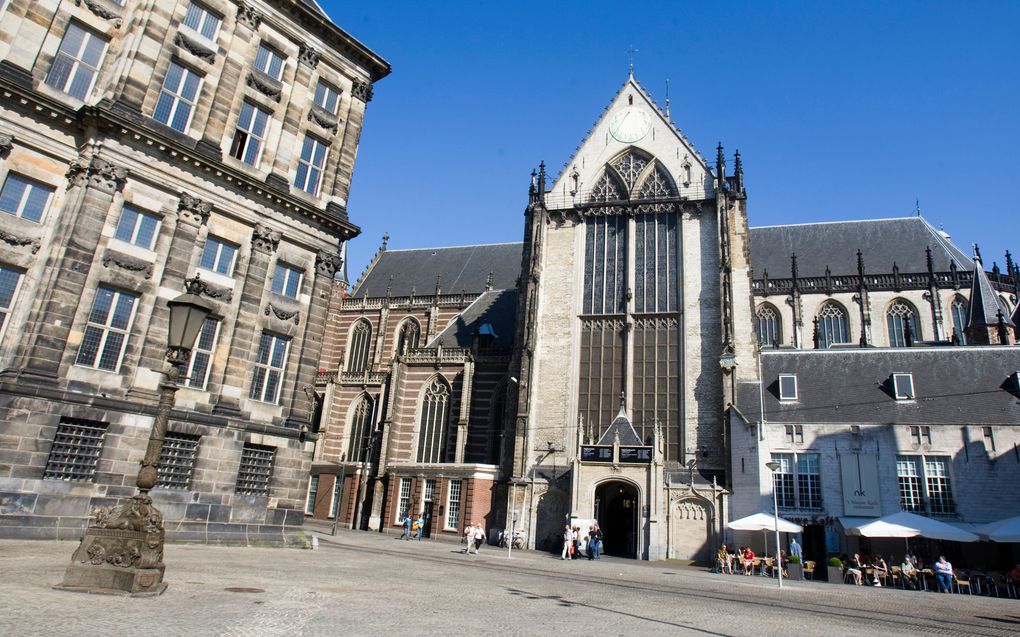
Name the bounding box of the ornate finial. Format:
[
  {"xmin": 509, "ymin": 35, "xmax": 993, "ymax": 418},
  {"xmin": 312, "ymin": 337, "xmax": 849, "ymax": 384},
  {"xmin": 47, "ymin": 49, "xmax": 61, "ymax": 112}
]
[
  {"xmin": 434, "ymin": 275, "xmax": 442, "ymax": 297},
  {"xmin": 664, "ymin": 78, "xmax": 670, "ymax": 119},
  {"xmin": 382, "ymin": 233, "xmax": 389, "ymax": 250},
  {"xmin": 812, "ymin": 316, "xmax": 820, "ymax": 348},
  {"xmin": 1006, "ymin": 250, "xmax": 1015, "ymax": 276},
  {"xmin": 790, "ymin": 253, "xmax": 799, "ymax": 280},
  {"xmin": 386, "ymin": 275, "xmax": 393, "ymax": 298},
  {"xmin": 996, "ymin": 309, "xmax": 1009, "ymax": 344},
  {"xmin": 993, "ymin": 262, "xmax": 1001, "ymax": 277},
  {"xmin": 485, "ymin": 272, "xmax": 494, "ymax": 291},
  {"xmin": 734, "ymin": 149, "xmax": 744, "ymax": 192},
  {"xmin": 627, "ymin": 45, "xmax": 638, "ymax": 76},
  {"xmin": 619, "ymin": 391, "xmax": 626, "ymax": 412},
  {"xmin": 915, "ymin": 197, "xmax": 921, "ymax": 217},
  {"xmin": 973, "ymin": 243, "xmax": 982, "ymax": 262},
  {"xmin": 529, "ymin": 169, "xmax": 537, "ymax": 197},
  {"xmin": 925, "ymin": 246, "xmax": 933, "ymax": 273}
]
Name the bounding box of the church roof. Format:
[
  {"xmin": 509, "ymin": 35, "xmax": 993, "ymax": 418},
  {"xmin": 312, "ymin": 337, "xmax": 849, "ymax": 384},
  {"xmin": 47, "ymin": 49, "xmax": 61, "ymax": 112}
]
[
  {"xmin": 596, "ymin": 404, "xmax": 643, "ymax": 446},
  {"xmin": 353, "ymin": 243, "xmax": 523, "ymax": 298},
  {"xmin": 749, "ymin": 217, "xmax": 971, "ymax": 278},
  {"xmin": 967, "ymin": 256, "xmax": 1015, "ymax": 328},
  {"xmin": 431, "ymin": 289, "xmax": 518, "ymax": 348}
]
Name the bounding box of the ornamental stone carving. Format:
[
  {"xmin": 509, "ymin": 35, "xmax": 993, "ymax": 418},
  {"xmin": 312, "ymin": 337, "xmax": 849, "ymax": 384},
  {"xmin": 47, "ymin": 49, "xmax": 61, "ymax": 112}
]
[
  {"xmin": 315, "ymin": 249, "xmax": 343, "ymax": 278},
  {"xmin": 298, "ymin": 43, "xmax": 321, "ymax": 69},
  {"xmin": 66, "ymin": 155, "xmax": 129, "ymax": 193},
  {"xmin": 184, "ymin": 273, "xmax": 233, "ymax": 301},
  {"xmin": 246, "ymin": 71, "xmax": 282, "ymax": 102},
  {"xmin": 73, "ymin": 0, "xmax": 123, "ymax": 29},
  {"xmin": 265, "ymin": 302, "xmax": 300, "ymax": 325},
  {"xmin": 236, "ymin": 2, "xmax": 263, "ymax": 30},
  {"xmin": 102, "ymin": 250, "xmax": 154, "ymax": 278},
  {"xmin": 351, "ymin": 79, "xmax": 373, "ymax": 103},
  {"xmin": 177, "ymin": 192, "xmax": 212, "ymax": 225},
  {"xmin": 308, "ymin": 106, "xmax": 339, "ymax": 133},
  {"xmin": 251, "ymin": 223, "xmax": 281, "ymax": 253},
  {"xmin": 0, "ymin": 228, "xmax": 40, "ymax": 254},
  {"xmin": 0, "ymin": 133, "xmax": 12, "ymax": 158},
  {"xmin": 173, "ymin": 31, "xmax": 216, "ymax": 63}
]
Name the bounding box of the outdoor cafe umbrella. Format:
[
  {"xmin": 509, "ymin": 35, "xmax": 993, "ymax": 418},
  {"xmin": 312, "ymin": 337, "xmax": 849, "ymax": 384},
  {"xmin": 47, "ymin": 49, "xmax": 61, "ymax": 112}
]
[
  {"xmin": 727, "ymin": 512, "xmax": 803, "ymax": 553},
  {"xmin": 846, "ymin": 510, "xmax": 979, "ymax": 542},
  {"xmin": 974, "ymin": 515, "xmax": 1020, "ymax": 543}
]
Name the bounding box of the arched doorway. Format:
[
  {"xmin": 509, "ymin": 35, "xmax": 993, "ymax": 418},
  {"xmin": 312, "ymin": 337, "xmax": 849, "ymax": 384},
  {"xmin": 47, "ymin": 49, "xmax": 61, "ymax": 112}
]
[{"xmin": 594, "ymin": 481, "xmax": 639, "ymax": 558}]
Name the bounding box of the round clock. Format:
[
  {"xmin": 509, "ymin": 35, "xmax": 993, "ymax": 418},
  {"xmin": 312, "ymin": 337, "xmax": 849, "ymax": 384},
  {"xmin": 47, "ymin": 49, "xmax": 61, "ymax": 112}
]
[{"xmin": 608, "ymin": 107, "xmax": 652, "ymax": 143}]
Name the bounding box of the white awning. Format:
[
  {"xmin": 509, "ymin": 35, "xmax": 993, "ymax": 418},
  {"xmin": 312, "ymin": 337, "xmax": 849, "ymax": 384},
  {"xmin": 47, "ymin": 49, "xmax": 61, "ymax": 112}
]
[
  {"xmin": 845, "ymin": 510, "xmax": 979, "ymax": 542},
  {"xmin": 974, "ymin": 515, "xmax": 1020, "ymax": 543},
  {"xmin": 727, "ymin": 512, "xmax": 803, "ymax": 533}
]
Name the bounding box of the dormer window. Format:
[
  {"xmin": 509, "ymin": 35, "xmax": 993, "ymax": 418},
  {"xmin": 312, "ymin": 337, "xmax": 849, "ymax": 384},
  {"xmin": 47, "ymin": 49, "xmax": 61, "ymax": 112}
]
[
  {"xmin": 778, "ymin": 374, "xmax": 798, "ymax": 401},
  {"xmin": 893, "ymin": 373, "xmax": 915, "ymax": 400}
]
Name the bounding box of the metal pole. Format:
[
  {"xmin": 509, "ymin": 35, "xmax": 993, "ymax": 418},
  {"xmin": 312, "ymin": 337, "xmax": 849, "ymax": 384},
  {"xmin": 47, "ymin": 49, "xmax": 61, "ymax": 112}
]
[
  {"xmin": 331, "ymin": 470, "xmax": 344, "ymax": 536},
  {"xmin": 507, "ymin": 484, "xmax": 516, "ymax": 559},
  {"xmin": 773, "ymin": 473, "xmax": 783, "ymax": 589},
  {"xmin": 136, "ymin": 355, "xmax": 184, "ymax": 492}
]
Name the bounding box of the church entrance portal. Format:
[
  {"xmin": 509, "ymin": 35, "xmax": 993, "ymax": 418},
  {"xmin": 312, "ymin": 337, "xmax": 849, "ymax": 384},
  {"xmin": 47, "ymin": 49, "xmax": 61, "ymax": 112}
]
[{"xmin": 594, "ymin": 481, "xmax": 638, "ymax": 558}]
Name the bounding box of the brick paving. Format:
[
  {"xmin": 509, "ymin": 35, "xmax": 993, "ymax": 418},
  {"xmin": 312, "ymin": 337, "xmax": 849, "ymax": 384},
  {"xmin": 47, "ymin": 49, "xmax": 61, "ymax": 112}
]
[{"xmin": 0, "ymin": 527, "xmax": 1017, "ymax": 637}]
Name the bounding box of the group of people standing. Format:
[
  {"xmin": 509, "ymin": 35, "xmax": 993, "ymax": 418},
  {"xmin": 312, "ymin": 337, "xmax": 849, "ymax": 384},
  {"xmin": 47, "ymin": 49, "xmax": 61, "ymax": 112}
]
[
  {"xmin": 461, "ymin": 521, "xmax": 486, "ymax": 554},
  {"xmin": 561, "ymin": 524, "xmax": 603, "ymax": 560},
  {"xmin": 398, "ymin": 513, "xmax": 425, "ymax": 542}
]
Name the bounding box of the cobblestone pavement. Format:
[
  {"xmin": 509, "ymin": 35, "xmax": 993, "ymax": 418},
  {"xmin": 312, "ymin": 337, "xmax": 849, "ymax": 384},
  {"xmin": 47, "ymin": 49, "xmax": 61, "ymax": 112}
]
[{"xmin": 1, "ymin": 528, "xmax": 1018, "ymax": 637}]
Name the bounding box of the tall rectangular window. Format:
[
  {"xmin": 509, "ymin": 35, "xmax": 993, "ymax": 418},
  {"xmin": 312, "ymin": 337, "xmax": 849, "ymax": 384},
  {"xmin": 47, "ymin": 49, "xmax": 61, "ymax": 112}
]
[
  {"xmin": 0, "ymin": 265, "xmax": 24, "ymax": 346},
  {"xmin": 75, "ymin": 286, "xmax": 138, "ymax": 372},
  {"xmin": 254, "ymin": 44, "xmax": 285, "ymax": 80},
  {"xmin": 43, "ymin": 418, "xmax": 107, "ymax": 482},
  {"xmin": 796, "ymin": 453, "xmax": 822, "ymax": 510},
  {"xmin": 445, "ymin": 479, "xmax": 462, "ymax": 529},
  {"xmin": 924, "ymin": 456, "xmax": 955, "ymax": 516},
  {"xmin": 235, "ymin": 443, "xmax": 275, "ymax": 496},
  {"xmin": 896, "ymin": 456, "xmax": 924, "ymax": 513},
  {"xmin": 184, "ymin": 317, "xmax": 219, "ymax": 390},
  {"xmin": 249, "ymin": 331, "xmax": 289, "ymax": 403},
  {"xmin": 0, "ymin": 173, "xmax": 54, "ymax": 222},
  {"xmin": 113, "ymin": 206, "xmax": 161, "ymax": 250},
  {"xmin": 183, "ymin": 1, "xmax": 221, "ymax": 41},
  {"xmin": 632, "ymin": 316, "xmax": 679, "ymax": 459},
  {"xmin": 634, "ymin": 212, "xmax": 678, "ymax": 312},
  {"xmin": 305, "ymin": 474, "xmax": 319, "ymax": 515},
  {"xmin": 153, "ymin": 61, "xmax": 202, "ymax": 132},
  {"xmin": 771, "ymin": 453, "xmax": 796, "ymax": 509},
  {"xmin": 424, "ymin": 478, "xmax": 436, "ymax": 502},
  {"xmin": 294, "ymin": 135, "xmax": 327, "ymax": 195},
  {"xmin": 582, "ymin": 215, "xmax": 626, "ymax": 314},
  {"xmin": 45, "ymin": 22, "xmax": 108, "ymax": 100},
  {"xmin": 229, "ymin": 101, "xmax": 269, "ymax": 166},
  {"xmin": 577, "ymin": 319, "xmax": 625, "ymax": 442},
  {"xmin": 155, "ymin": 432, "xmax": 200, "ymax": 490},
  {"xmin": 396, "ymin": 478, "xmax": 410, "ymax": 523},
  {"xmin": 199, "ymin": 236, "xmax": 238, "ymax": 276},
  {"xmin": 271, "ymin": 263, "xmax": 302, "ymax": 299},
  {"xmin": 313, "ymin": 81, "xmax": 341, "ymax": 114}
]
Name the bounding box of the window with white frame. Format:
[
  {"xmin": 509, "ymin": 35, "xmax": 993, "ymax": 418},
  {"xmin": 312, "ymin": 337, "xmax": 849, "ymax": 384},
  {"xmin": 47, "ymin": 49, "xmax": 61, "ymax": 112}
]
[
  {"xmin": 305, "ymin": 474, "xmax": 319, "ymax": 515},
  {"xmin": 271, "ymin": 262, "xmax": 302, "ymax": 299},
  {"xmin": 445, "ymin": 479, "xmax": 462, "ymax": 529},
  {"xmin": 199, "ymin": 235, "xmax": 238, "ymax": 276},
  {"xmin": 770, "ymin": 452, "xmax": 822, "ymax": 511},
  {"xmin": 75, "ymin": 286, "xmax": 138, "ymax": 372},
  {"xmin": 0, "ymin": 173, "xmax": 54, "ymax": 222},
  {"xmin": 249, "ymin": 331, "xmax": 289, "ymax": 403},
  {"xmin": 254, "ymin": 43, "xmax": 285, "ymax": 80},
  {"xmin": 184, "ymin": 317, "xmax": 219, "ymax": 390},
  {"xmin": 153, "ymin": 61, "xmax": 202, "ymax": 132},
  {"xmin": 329, "ymin": 475, "xmax": 342, "ymax": 519},
  {"xmin": 313, "ymin": 80, "xmax": 341, "ymax": 114},
  {"xmin": 784, "ymin": 424, "xmax": 803, "ymax": 445},
  {"xmin": 778, "ymin": 374, "xmax": 798, "ymax": 400},
  {"xmin": 893, "ymin": 373, "xmax": 915, "ymax": 400},
  {"xmin": 182, "ymin": 1, "xmax": 221, "ymax": 41},
  {"xmin": 423, "ymin": 478, "xmax": 436, "ymax": 503},
  {"xmin": 45, "ymin": 22, "xmax": 108, "ymax": 100},
  {"xmin": 229, "ymin": 101, "xmax": 269, "ymax": 166},
  {"xmin": 396, "ymin": 478, "xmax": 411, "ymax": 523},
  {"xmin": 293, "ymin": 134, "xmax": 327, "ymax": 195},
  {"xmin": 0, "ymin": 265, "xmax": 25, "ymax": 346},
  {"xmin": 909, "ymin": 425, "xmax": 931, "ymax": 446},
  {"xmin": 113, "ymin": 206, "xmax": 161, "ymax": 250},
  {"xmin": 896, "ymin": 455, "xmax": 955, "ymax": 516}
]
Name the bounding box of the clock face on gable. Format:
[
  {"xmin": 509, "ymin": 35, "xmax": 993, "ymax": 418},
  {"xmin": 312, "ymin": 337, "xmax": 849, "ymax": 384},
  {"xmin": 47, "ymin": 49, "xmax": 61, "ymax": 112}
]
[{"xmin": 608, "ymin": 106, "xmax": 652, "ymax": 143}]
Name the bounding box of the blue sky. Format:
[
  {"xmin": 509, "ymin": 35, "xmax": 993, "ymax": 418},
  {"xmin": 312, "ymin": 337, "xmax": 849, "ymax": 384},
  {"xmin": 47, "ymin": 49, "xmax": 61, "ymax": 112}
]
[{"xmin": 325, "ymin": 1, "xmax": 1020, "ymax": 280}]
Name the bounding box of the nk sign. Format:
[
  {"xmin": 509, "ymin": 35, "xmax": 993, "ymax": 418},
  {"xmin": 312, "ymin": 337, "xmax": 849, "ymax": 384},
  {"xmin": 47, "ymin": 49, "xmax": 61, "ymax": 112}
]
[{"xmin": 839, "ymin": 453, "xmax": 881, "ymax": 516}]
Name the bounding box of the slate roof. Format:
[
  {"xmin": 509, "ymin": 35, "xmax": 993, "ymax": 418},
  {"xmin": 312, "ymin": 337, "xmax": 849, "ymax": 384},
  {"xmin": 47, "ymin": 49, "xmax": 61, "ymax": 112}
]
[
  {"xmin": 431, "ymin": 289, "xmax": 518, "ymax": 348},
  {"xmin": 354, "ymin": 243, "xmax": 523, "ymax": 298},
  {"xmin": 735, "ymin": 347, "xmax": 1020, "ymax": 426},
  {"xmin": 748, "ymin": 217, "xmax": 971, "ymax": 278},
  {"xmin": 596, "ymin": 405, "xmax": 643, "ymax": 446},
  {"xmin": 968, "ymin": 257, "xmax": 1015, "ymax": 328}
]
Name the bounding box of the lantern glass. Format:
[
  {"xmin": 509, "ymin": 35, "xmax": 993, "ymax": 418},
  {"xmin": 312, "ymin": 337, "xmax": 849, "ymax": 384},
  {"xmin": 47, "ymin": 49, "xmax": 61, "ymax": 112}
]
[{"xmin": 166, "ymin": 293, "xmax": 213, "ymax": 351}]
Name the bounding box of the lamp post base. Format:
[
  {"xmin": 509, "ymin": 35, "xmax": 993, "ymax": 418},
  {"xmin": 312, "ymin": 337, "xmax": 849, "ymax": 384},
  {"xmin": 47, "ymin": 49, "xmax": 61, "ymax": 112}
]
[{"xmin": 55, "ymin": 494, "xmax": 167, "ymax": 597}]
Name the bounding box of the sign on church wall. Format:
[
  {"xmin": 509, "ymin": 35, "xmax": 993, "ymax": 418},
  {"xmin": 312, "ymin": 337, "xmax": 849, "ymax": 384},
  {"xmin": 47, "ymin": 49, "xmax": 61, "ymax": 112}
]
[{"xmin": 839, "ymin": 453, "xmax": 881, "ymax": 516}]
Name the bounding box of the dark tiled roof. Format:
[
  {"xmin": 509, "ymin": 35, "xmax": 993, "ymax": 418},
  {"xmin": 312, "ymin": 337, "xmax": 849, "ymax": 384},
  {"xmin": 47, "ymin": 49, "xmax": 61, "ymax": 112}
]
[
  {"xmin": 749, "ymin": 217, "xmax": 971, "ymax": 278},
  {"xmin": 354, "ymin": 243, "xmax": 523, "ymax": 298},
  {"xmin": 596, "ymin": 406, "xmax": 643, "ymax": 446},
  {"xmin": 736, "ymin": 347, "xmax": 1020, "ymax": 426},
  {"xmin": 431, "ymin": 289, "xmax": 518, "ymax": 348},
  {"xmin": 968, "ymin": 258, "xmax": 1015, "ymax": 328}
]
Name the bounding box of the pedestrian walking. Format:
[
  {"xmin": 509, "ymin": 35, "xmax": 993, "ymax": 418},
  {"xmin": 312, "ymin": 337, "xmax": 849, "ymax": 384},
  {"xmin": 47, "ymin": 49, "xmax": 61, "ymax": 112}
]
[
  {"xmin": 473, "ymin": 522, "xmax": 485, "ymax": 551},
  {"xmin": 561, "ymin": 525, "xmax": 572, "ymax": 560},
  {"xmin": 463, "ymin": 523, "xmax": 477, "ymax": 554},
  {"xmin": 413, "ymin": 515, "xmax": 424, "ymax": 541},
  {"xmin": 591, "ymin": 524, "xmax": 603, "ymax": 560},
  {"xmin": 399, "ymin": 513, "xmax": 411, "ymax": 540}
]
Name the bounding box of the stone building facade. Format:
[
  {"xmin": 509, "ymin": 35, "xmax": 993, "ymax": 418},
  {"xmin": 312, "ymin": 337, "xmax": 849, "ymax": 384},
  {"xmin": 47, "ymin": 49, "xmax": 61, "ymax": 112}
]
[{"xmin": 0, "ymin": 0, "xmax": 388, "ymax": 542}]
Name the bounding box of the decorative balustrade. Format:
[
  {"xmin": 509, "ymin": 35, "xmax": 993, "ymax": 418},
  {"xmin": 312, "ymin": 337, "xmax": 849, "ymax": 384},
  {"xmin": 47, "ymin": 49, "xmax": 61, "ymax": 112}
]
[
  {"xmin": 340, "ymin": 292, "xmax": 480, "ymax": 309},
  {"xmin": 337, "ymin": 370, "xmax": 387, "ymax": 386},
  {"xmin": 401, "ymin": 347, "xmax": 471, "ymax": 365},
  {"xmin": 753, "ymin": 269, "xmax": 1017, "ymax": 296}
]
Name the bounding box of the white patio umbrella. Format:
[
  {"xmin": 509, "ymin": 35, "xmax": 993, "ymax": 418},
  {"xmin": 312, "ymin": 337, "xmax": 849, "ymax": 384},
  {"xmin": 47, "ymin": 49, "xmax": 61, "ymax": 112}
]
[
  {"xmin": 727, "ymin": 512, "xmax": 803, "ymax": 554},
  {"xmin": 847, "ymin": 511, "xmax": 979, "ymax": 542},
  {"xmin": 974, "ymin": 515, "xmax": 1020, "ymax": 543}
]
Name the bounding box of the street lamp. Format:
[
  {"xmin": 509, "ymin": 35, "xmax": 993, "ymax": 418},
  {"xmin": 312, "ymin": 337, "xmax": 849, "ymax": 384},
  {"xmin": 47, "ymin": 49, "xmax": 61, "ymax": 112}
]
[
  {"xmin": 58, "ymin": 286, "xmax": 213, "ymax": 596},
  {"xmin": 765, "ymin": 461, "xmax": 783, "ymax": 590}
]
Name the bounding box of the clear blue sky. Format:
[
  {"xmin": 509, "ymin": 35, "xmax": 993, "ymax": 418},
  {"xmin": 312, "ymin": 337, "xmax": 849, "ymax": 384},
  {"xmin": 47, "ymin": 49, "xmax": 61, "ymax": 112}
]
[{"xmin": 325, "ymin": 0, "xmax": 1020, "ymax": 281}]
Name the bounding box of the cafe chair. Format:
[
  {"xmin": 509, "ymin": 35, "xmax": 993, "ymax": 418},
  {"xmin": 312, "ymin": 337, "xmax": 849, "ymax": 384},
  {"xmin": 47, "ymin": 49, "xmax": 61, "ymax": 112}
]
[
  {"xmin": 889, "ymin": 566, "xmax": 903, "ymax": 589},
  {"xmin": 953, "ymin": 573, "xmax": 973, "ymax": 595},
  {"xmin": 803, "ymin": 561, "xmax": 815, "ymax": 581}
]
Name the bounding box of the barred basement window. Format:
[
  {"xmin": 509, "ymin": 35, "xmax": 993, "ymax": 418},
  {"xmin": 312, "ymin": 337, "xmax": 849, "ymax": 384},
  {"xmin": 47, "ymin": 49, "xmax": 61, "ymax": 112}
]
[
  {"xmin": 396, "ymin": 477, "xmax": 411, "ymax": 523},
  {"xmin": 445, "ymin": 479, "xmax": 462, "ymax": 529},
  {"xmin": 235, "ymin": 443, "xmax": 275, "ymax": 495},
  {"xmin": 43, "ymin": 418, "xmax": 107, "ymax": 482},
  {"xmin": 155, "ymin": 432, "xmax": 200, "ymax": 489},
  {"xmin": 305, "ymin": 474, "xmax": 319, "ymax": 515}
]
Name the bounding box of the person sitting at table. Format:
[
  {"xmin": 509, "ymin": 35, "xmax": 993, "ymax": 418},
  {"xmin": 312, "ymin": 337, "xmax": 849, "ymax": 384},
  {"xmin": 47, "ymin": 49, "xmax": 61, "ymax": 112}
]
[
  {"xmin": 742, "ymin": 547, "xmax": 755, "ymax": 576},
  {"xmin": 871, "ymin": 556, "xmax": 888, "ymax": 587},
  {"xmin": 900, "ymin": 557, "xmax": 919, "ymax": 589},
  {"xmin": 778, "ymin": 550, "xmax": 789, "ymax": 578},
  {"xmin": 845, "ymin": 553, "xmax": 863, "ymax": 585},
  {"xmin": 934, "ymin": 555, "xmax": 953, "ymax": 593}
]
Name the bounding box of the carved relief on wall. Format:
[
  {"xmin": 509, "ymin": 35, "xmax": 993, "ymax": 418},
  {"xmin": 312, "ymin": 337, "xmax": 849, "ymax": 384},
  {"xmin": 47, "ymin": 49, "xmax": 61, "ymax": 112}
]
[
  {"xmin": 66, "ymin": 155, "xmax": 129, "ymax": 193},
  {"xmin": 251, "ymin": 223, "xmax": 281, "ymax": 253}
]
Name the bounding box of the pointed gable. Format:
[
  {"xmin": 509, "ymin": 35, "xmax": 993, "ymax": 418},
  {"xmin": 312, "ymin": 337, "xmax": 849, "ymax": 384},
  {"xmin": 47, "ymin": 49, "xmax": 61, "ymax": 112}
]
[
  {"xmin": 968, "ymin": 255, "xmax": 1014, "ymax": 328},
  {"xmin": 596, "ymin": 403, "xmax": 643, "ymax": 446}
]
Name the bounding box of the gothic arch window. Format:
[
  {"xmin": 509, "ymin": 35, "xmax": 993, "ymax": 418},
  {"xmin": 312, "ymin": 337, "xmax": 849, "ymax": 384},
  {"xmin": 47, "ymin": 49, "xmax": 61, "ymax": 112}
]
[
  {"xmin": 950, "ymin": 296, "xmax": 968, "ymax": 344},
  {"xmin": 637, "ymin": 163, "xmax": 678, "ymax": 199},
  {"xmin": 590, "ymin": 171, "xmax": 624, "ymax": 202},
  {"xmin": 886, "ymin": 299, "xmax": 919, "ymax": 347},
  {"xmin": 347, "ymin": 319, "xmax": 371, "ymax": 372},
  {"xmin": 394, "ymin": 318, "xmax": 420, "ymax": 357},
  {"xmin": 347, "ymin": 395, "xmax": 374, "ymax": 462},
  {"xmin": 817, "ymin": 302, "xmax": 849, "ymax": 349},
  {"xmin": 610, "ymin": 150, "xmax": 650, "ymax": 192},
  {"xmin": 755, "ymin": 303, "xmax": 782, "ymax": 346},
  {"xmin": 417, "ymin": 377, "xmax": 451, "ymax": 463},
  {"xmin": 487, "ymin": 380, "xmax": 507, "ymax": 464}
]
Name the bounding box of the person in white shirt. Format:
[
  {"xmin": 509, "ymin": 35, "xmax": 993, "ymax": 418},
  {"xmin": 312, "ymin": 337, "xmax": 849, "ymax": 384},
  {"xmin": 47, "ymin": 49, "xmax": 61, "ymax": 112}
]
[{"xmin": 561, "ymin": 525, "xmax": 572, "ymax": 560}]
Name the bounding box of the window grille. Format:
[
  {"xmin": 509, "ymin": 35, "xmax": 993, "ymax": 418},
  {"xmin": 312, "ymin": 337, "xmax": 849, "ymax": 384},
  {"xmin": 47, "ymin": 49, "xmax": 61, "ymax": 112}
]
[
  {"xmin": 0, "ymin": 173, "xmax": 54, "ymax": 222},
  {"xmin": 114, "ymin": 206, "xmax": 161, "ymax": 250},
  {"xmin": 305, "ymin": 474, "xmax": 319, "ymax": 514},
  {"xmin": 43, "ymin": 419, "xmax": 107, "ymax": 482},
  {"xmin": 0, "ymin": 265, "xmax": 25, "ymax": 346},
  {"xmin": 314, "ymin": 81, "xmax": 341, "ymax": 114},
  {"xmin": 45, "ymin": 22, "xmax": 108, "ymax": 100},
  {"xmin": 249, "ymin": 331, "xmax": 289, "ymax": 403},
  {"xmin": 153, "ymin": 61, "xmax": 202, "ymax": 132},
  {"xmin": 610, "ymin": 151, "xmax": 649, "ymax": 191},
  {"xmin": 229, "ymin": 101, "xmax": 269, "ymax": 166},
  {"xmin": 183, "ymin": 1, "xmax": 221, "ymax": 40},
  {"xmin": 887, "ymin": 300, "xmax": 919, "ymax": 347},
  {"xmin": 817, "ymin": 302, "xmax": 849, "ymax": 348},
  {"xmin": 755, "ymin": 304, "xmax": 781, "ymax": 346},
  {"xmin": 294, "ymin": 134, "xmax": 327, "ymax": 195},
  {"xmin": 950, "ymin": 297, "xmax": 968, "ymax": 344},
  {"xmin": 396, "ymin": 478, "xmax": 411, "ymax": 523},
  {"xmin": 75, "ymin": 286, "xmax": 138, "ymax": 372},
  {"xmin": 346, "ymin": 320, "xmax": 371, "ymax": 372},
  {"xmin": 254, "ymin": 44, "xmax": 285, "ymax": 80},
  {"xmin": 778, "ymin": 374, "xmax": 798, "ymax": 400},
  {"xmin": 235, "ymin": 443, "xmax": 275, "ymax": 495},
  {"xmin": 347, "ymin": 396, "xmax": 373, "ymax": 462},
  {"xmin": 271, "ymin": 263, "xmax": 302, "ymax": 299},
  {"xmin": 155, "ymin": 432, "xmax": 200, "ymax": 489},
  {"xmin": 199, "ymin": 236, "xmax": 238, "ymax": 276},
  {"xmin": 893, "ymin": 373, "xmax": 915, "ymax": 400},
  {"xmin": 184, "ymin": 317, "xmax": 219, "ymax": 390},
  {"xmin": 896, "ymin": 456, "xmax": 924, "ymax": 513},
  {"xmin": 589, "ymin": 172, "xmax": 623, "ymax": 202},
  {"xmin": 417, "ymin": 378, "xmax": 450, "ymax": 463},
  {"xmin": 445, "ymin": 479, "xmax": 462, "ymax": 529},
  {"xmin": 637, "ymin": 164, "xmax": 677, "ymax": 199}
]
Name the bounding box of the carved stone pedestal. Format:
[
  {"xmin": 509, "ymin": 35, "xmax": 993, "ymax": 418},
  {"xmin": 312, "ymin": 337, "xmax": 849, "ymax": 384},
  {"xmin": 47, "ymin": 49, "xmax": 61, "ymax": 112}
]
[{"xmin": 54, "ymin": 494, "xmax": 167, "ymax": 597}]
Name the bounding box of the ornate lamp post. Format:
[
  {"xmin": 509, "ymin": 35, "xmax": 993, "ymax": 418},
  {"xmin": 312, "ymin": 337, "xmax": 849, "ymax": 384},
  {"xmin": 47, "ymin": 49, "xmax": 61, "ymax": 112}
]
[
  {"xmin": 765, "ymin": 461, "xmax": 783, "ymax": 589},
  {"xmin": 57, "ymin": 286, "xmax": 213, "ymax": 596}
]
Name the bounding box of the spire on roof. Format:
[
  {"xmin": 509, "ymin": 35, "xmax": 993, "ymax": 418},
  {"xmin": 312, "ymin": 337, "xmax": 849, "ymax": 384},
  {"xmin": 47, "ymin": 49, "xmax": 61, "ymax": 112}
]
[
  {"xmin": 627, "ymin": 45, "xmax": 638, "ymax": 78},
  {"xmin": 664, "ymin": 78, "xmax": 670, "ymax": 119},
  {"xmin": 966, "ymin": 250, "xmax": 1015, "ymax": 343}
]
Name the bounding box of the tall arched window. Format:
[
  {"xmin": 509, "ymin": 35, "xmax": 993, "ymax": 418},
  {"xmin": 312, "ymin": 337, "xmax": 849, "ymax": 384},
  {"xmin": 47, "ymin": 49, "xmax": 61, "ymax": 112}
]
[
  {"xmin": 817, "ymin": 302, "xmax": 849, "ymax": 349},
  {"xmin": 417, "ymin": 378, "xmax": 450, "ymax": 463},
  {"xmin": 394, "ymin": 318, "xmax": 420, "ymax": 357},
  {"xmin": 347, "ymin": 319, "xmax": 371, "ymax": 372},
  {"xmin": 755, "ymin": 303, "xmax": 782, "ymax": 346},
  {"xmin": 950, "ymin": 296, "xmax": 968, "ymax": 344},
  {"xmin": 886, "ymin": 299, "xmax": 919, "ymax": 347},
  {"xmin": 347, "ymin": 395, "xmax": 374, "ymax": 462}
]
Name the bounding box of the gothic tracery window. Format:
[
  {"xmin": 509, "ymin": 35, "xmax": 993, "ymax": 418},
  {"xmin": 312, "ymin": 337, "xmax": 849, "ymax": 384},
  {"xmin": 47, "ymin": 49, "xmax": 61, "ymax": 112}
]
[
  {"xmin": 886, "ymin": 299, "xmax": 919, "ymax": 347},
  {"xmin": 610, "ymin": 151, "xmax": 649, "ymax": 191},
  {"xmin": 347, "ymin": 395, "xmax": 374, "ymax": 462},
  {"xmin": 394, "ymin": 318, "xmax": 420, "ymax": 357},
  {"xmin": 347, "ymin": 319, "xmax": 371, "ymax": 372},
  {"xmin": 590, "ymin": 172, "xmax": 623, "ymax": 202},
  {"xmin": 417, "ymin": 378, "xmax": 450, "ymax": 463},
  {"xmin": 756, "ymin": 303, "xmax": 782, "ymax": 346},
  {"xmin": 950, "ymin": 296, "xmax": 968, "ymax": 344},
  {"xmin": 817, "ymin": 302, "xmax": 849, "ymax": 349},
  {"xmin": 638, "ymin": 164, "xmax": 677, "ymax": 199}
]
